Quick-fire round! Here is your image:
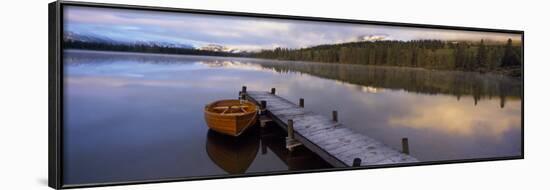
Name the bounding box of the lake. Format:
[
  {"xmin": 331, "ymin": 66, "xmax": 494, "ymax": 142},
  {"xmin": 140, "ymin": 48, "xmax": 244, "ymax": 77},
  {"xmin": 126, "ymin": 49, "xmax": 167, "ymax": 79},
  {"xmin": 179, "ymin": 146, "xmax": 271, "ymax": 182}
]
[{"xmin": 63, "ymin": 50, "xmax": 522, "ymax": 184}]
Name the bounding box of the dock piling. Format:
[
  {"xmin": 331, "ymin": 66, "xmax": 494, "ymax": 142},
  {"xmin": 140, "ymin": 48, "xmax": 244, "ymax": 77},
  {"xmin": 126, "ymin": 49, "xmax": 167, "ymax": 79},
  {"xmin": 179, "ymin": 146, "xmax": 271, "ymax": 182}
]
[
  {"xmin": 287, "ymin": 119, "xmax": 295, "ymax": 140},
  {"xmin": 285, "ymin": 119, "xmax": 302, "ymax": 151},
  {"xmin": 259, "ymin": 115, "xmax": 272, "ymax": 128},
  {"xmin": 402, "ymin": 138, "xmax": 410, "ymax": 154},
  {"xmin": 260, "ymin": 100, "xmax": 267, "ymax": 115},
  {"xmin": 271, "ymin": 88, "xmax": 276, "ymax": 94},
  {"xmin": 352, "ymin": 158, "xmax": 362, "ymax": 167},
  {"xmin": 332, "ymin": 110, "xmax": 338, "ymax": 122},
  {"xmin": 299, "ymin": 98, "xmax": 304, "ymax": 107}
]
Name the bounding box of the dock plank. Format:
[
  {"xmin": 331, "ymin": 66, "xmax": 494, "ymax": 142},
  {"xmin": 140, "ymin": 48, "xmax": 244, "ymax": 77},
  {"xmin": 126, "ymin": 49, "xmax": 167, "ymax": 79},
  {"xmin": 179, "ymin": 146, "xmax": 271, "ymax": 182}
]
[{"xmin": 245, "ymin": 91, "xmax": 418, "ymax": 167}]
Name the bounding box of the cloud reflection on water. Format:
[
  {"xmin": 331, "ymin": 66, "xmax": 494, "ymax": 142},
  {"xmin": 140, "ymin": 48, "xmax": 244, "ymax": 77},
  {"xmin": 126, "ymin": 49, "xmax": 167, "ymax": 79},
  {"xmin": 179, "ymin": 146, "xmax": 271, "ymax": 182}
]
[{"xmin": 64, "ymin": 50, "xmax": 522, "ymax": 170}]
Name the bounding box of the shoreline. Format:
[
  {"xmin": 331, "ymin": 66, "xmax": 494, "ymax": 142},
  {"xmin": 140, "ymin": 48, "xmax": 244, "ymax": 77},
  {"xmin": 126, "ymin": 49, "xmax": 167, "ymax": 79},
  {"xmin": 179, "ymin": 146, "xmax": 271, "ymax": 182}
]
[{"xmin": 64, "ymin": 48, "xmax": 522, "ymax": 78}]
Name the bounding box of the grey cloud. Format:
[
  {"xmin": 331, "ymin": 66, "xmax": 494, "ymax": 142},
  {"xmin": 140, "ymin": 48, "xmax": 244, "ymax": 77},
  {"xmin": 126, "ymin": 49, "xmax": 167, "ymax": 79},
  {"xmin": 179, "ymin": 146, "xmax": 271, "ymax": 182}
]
[{"xmin": 65, "ymin": 6, "xmax": 521, "ymax": 51}]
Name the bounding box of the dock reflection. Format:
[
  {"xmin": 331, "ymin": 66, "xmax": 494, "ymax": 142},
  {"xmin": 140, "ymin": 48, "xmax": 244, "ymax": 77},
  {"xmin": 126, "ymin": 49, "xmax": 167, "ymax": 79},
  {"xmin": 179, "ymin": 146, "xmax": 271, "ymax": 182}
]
[
  {"xmin": 206, "ymin": 125, "xmax": 331, "ymax": 174},
  {"xmin": 258, "ymin": 125, "xmax": 332, "ymax": 170}
]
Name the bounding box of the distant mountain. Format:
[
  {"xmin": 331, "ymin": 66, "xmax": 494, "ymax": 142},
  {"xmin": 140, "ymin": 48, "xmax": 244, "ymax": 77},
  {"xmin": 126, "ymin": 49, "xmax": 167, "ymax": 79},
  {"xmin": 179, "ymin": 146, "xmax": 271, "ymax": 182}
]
[
  {"xmin": 133, "ymin": 41, "xmax": 195, "ymax": 49},
  {"xmin": 64, "ymin": 31, "xmax": 253, "ymax": 53},
  {"xmin": 63, "ymin": 31, "xmax": 194, "ymax": 49},
  {"xmin": 64, "ymin": 31, "xmax": 114, "ymax": 43},
  {"xmin": 357, "ymin": 34, "xmax": 391, "ymax": 42},
  {"xmin": 199, "ymin": 44, "xmax": 242, "ymax": 53}
]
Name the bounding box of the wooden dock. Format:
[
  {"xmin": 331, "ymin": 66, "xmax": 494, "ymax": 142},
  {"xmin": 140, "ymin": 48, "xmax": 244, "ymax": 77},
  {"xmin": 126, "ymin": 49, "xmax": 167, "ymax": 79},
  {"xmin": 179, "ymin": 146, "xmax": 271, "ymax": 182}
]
[{"xmin": 241, "ymin": 87, "xmax": 418, "ymax": 167}]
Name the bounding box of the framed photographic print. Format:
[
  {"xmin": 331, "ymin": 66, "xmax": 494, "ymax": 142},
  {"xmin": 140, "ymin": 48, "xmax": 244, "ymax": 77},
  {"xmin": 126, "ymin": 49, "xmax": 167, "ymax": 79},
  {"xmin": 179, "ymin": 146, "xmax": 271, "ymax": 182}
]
[{"xmin": 49, "ymin": 1, "xmax": 523, "ymax": 189}]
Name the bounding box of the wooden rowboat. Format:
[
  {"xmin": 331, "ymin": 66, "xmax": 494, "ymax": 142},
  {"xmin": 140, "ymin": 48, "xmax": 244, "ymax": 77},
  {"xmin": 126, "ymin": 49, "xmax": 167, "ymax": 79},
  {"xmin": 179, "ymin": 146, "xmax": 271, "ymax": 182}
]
[{"xmin": 204, "ymin": 99, "xmax": 258, "ymax": 136}]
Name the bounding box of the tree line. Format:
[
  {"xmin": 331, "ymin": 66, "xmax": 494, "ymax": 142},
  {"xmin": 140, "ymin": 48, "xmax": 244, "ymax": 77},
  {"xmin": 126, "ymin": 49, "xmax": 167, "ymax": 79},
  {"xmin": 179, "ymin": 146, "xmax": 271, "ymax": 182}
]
[
  {"xmin": 65, "ymin": 38, "xmax": 522, "ymax": 76},
  {"xmin": 251, "ymin": 39, "xmax": 522, "ymax": 76},
  {"xmin": 64, "ymin": 40, "xmax": 239, "ymax": 57}
]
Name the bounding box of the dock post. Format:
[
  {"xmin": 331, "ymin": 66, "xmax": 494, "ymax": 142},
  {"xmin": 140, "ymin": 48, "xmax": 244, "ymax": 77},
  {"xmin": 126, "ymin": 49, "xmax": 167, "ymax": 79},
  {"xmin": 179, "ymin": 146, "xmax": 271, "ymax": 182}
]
[
  {"xmin": 332, "ymin": 110, "xmax": 338, "ymax": 122},
  {"xmin": 299, "ymin": 98, "xmax": 304, "ymax": 107},
  {"xmin": 271, "ymin": 88, "xmax": 276, "ymax": 94},
  {"xmin": 286, "ymin": 119, "xmax": 302, "ymax": 151},
  {"xmin": 240, "ymin": 93, "xmax": 246, "ymax": 100},
  {"xmin": 352, "ymin": 158, "xmax": 361, "ymax": 167},
  {"xmin": 287, "ymin": 119, "xmax": 294, "ymax": 140},
  {"xmin": 402, "ymin": 138, "xmax": 410, "ymax": 154},
  {"xmin": 259, "ymin": 115, "xmax": 272, "ymax": 128},
  {"xmin": 242, "ymin": 86, "xmax": 247, "ymax": 93},
  {"xmin": 260, "ymin": 100, "xmax": 267, "ymax": 115}
]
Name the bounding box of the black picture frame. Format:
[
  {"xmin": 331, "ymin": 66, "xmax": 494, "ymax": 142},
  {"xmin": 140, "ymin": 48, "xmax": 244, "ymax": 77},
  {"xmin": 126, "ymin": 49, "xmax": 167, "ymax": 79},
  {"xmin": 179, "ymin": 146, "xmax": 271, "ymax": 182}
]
[{"xmin": 48, "ymin": 1, "xmax": 524, "ymax": 189}]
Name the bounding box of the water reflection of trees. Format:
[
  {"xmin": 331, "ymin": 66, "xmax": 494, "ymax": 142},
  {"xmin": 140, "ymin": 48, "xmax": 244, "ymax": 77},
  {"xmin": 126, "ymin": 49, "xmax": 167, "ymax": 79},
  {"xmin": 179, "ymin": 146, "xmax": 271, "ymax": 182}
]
[
  {"xmin": 64, "ymin": 50, "xmax": 217, "ymax": 66},
  {"xmin": 202, "ymin": 59, "xmax": 521, "ymax": 105},
  {"xmin": 66, "ymin": 50, "xmax": 522, "ymax": 107}
]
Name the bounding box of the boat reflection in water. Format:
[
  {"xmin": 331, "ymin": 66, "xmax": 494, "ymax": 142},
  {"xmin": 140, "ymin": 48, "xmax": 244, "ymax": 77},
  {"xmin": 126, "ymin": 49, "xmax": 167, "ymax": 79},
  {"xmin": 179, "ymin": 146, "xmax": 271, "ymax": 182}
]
[
  {"xmin": 206, "ymin": 128, "xmax": 260, "ymax": 174},
  {"xmin": 206, "ymin": 125, "xmax": 331, "ymax": 174}
]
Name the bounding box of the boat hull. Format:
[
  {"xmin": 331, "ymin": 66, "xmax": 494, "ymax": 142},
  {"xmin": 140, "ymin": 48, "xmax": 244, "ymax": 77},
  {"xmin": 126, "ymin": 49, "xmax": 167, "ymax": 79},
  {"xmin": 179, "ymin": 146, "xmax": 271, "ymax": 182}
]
[{"xmin": 204, "ymin": 100, "xmax": 258, "ymax": 136}]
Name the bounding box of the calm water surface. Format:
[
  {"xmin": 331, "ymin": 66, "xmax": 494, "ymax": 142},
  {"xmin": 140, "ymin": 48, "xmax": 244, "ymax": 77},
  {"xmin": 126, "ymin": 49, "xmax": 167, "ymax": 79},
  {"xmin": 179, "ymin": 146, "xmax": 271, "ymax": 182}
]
[{"xmin": 63, "ymin": 50, "xmax": 522, "ymax": 184}]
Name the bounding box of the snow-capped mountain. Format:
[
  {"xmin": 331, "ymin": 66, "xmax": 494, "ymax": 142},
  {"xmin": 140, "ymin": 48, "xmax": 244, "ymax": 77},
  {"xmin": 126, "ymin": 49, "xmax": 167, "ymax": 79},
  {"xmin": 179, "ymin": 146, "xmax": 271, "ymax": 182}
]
[
  {"xmin": 357, "ymin": 34, "xmax": 391, "ymax": 42},
  {"xmin": 133, "ymin": 41, "xmax": 194, "ymax": 49},
  {"xmin": 199, "ymin": 44, "xmax": 242, "ymax": 53},
  {"xmin": 64, "ymin": 31, "xmax": 114, "ymax": 43},
  {"xmin": 63, "ymin": 31, "xmax": 251, "ymax": 54},
  {"xmin": 64, "ymin": 31, "xmax": 194, "ymax": 49}
]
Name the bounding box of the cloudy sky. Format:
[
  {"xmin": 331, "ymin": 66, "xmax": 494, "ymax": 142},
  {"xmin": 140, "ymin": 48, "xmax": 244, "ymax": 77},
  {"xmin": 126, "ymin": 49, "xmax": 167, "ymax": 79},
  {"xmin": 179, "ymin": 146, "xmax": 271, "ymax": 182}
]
[{"xmin": 64, "ymin": 6, "xmax": 521, "ymax": 51}]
